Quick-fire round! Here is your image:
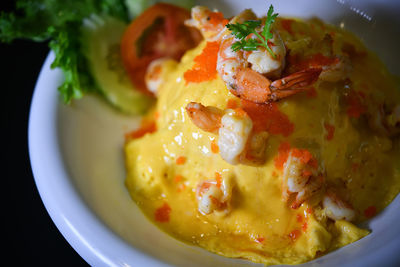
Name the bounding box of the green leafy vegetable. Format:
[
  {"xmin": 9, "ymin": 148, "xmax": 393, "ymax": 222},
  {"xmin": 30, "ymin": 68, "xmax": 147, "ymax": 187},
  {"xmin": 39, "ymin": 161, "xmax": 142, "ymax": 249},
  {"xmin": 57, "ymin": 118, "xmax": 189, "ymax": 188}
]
[
  {"xmin": 226, "ymin": 5, "xmax": 279, "ymax": 58},
  {"xmin": 0, "ymin": 0, "xmax": 128, "ymax": 103}
]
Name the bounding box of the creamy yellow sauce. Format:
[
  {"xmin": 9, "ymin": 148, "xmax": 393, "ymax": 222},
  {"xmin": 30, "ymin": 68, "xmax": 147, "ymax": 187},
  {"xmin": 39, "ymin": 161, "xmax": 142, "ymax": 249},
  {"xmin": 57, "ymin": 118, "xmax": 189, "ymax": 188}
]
[{"xmin": 125, "ymin": 16, "xmax": 400, "ymax": 265}]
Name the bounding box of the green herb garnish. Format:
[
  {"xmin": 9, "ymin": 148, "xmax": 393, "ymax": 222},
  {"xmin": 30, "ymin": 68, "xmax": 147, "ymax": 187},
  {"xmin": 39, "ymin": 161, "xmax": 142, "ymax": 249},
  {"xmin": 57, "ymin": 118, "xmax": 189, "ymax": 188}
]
[{"xmin": 226, "ymin": 5, "xmax": 278, "ymax": 58}]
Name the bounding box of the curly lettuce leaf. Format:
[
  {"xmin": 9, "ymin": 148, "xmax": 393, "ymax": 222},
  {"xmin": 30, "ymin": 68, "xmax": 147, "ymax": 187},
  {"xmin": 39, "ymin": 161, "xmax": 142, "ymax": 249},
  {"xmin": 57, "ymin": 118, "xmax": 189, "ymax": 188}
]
[{"xmin": 0, "ymin": 0, "xmax": 128, "ymax": 103}]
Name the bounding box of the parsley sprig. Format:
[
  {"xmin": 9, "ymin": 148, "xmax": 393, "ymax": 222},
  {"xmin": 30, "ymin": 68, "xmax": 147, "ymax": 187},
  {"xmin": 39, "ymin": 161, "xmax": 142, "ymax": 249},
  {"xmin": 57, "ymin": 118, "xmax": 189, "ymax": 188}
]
[{"xmin": 226, "ymin": 5, "xmax": 278, "ymax": 58}]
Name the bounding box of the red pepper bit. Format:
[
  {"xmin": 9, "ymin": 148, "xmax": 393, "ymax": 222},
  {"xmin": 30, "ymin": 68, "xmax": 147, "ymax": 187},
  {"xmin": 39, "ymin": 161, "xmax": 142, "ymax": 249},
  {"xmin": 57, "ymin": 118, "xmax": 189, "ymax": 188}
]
[
  {"xmin": 125, "ymin": 121, "xmax": 156, "ymax": 141},
  {"xmin": 174, "ymin": 175, "xmax": 183, "ymax": 183},
  {"xmin": 255, "ymin": 237, "xmax": 265, "ymax": 244},
  {"xmin": 302, "ymin": 222, "xmax": 308, "ymax": 232},
  {"xmin": 364, "ymin": 206, "xmax": 377, "ymax": 218},
  {"xmin": 226, "ymin": 99, "xmax": 239, "ymax": 109},
  {"xmin": 274, "ymin": 141, "xmax": 291, "ymax": 171},
  {"xmin": 215, "ymin": 172, "xmax": 222, "ymax": 188},
  {"xmin": 296, "ymin": 214, "xmax": 304, "ymax": 223},
  {"xmin": 324, "ymin": 123, "xmax": 335, "ymax": 141},
  {"xmin": 288, "ymin": 229, "xmax": 301, "ymax": 242},
  {"xmin": 176, "ymin": 156, "xmax": 187, "ymax": 165},
  {"xmin": 211, "ymin": 140, "xmax": 219, "ymax": 153},
  {"xmin": 154, "ymin": 202, "xmax": 171, "ymax": 223}
]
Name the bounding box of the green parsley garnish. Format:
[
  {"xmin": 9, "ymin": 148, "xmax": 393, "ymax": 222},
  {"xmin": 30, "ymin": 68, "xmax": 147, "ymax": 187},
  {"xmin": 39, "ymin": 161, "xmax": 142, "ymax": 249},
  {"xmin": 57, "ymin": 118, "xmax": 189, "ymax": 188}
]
[{"xmin": 226, "ymin": 5, "xmax": 279, "ymax": 58}]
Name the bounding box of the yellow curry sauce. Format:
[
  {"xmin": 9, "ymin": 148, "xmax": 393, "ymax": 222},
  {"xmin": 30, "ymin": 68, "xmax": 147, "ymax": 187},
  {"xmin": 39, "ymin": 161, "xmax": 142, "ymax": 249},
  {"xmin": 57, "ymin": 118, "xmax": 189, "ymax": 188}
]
[{"xmin": 124, "ymin": 16, "xmax": 400, "ymax": 265}]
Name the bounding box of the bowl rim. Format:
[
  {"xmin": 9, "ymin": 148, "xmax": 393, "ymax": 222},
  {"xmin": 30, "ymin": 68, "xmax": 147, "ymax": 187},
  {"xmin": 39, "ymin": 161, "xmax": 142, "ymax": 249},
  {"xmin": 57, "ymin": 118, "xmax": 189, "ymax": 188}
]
[{"xmin": 28, "ymin": 52, "xmax": 170, "ymax": 267}]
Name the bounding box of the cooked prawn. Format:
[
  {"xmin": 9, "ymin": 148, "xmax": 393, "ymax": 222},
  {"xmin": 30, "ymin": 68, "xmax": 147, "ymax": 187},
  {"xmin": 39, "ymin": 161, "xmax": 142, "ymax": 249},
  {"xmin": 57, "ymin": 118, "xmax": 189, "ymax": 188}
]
[
  {"xmin": 186, "ymin": 102, "xmax": 269, "ymax": 165},
  {"xmin": 282, "ymin": 148, "xmax": 324, "ymax": 209},
  {"xmin": 185, "ymin": 6, "xmax": 229, "ymax": 41},
  {"xmin": 322, "ymin": 189, "xmax": 355, "ymax": 221},
  {"xmin": 145, "ymin": 57, "xmax": 169, "ymax": 95},
  {"xmin": 196, "ymin": 174, "xmax": 233, "ymax": 215},
  {"xmin": 216, "ymin": 11, "xmax": 321, "ymax": 103}
]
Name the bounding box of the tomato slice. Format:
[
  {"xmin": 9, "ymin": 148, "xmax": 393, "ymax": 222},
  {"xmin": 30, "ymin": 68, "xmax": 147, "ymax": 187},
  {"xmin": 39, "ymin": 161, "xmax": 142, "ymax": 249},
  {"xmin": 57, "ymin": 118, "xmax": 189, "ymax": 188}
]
[{"xmin": 121, "ymin": 3, "xmax": 202, "ymax": 95}]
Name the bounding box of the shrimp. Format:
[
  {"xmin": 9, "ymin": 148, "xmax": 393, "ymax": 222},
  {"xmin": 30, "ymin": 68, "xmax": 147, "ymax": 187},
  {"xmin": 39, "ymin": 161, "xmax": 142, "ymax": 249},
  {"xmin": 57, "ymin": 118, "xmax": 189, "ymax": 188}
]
[
  {"xmin": 186, "ymin": 102, "xmax": 268, "ymax": 165},
  {"xmin": 196, "ymin": 174, "xmax": 233, "ymax": 215},
  {"xmin": 282, "ymin": 148, "xmax": 324, "ymax": 209},
  {"xmin": 322, "ymin": 189, "xmax": 355, "ymax": 221},
  {"xmin": 216, "ymin": 12, "xmax": 322, "ymax": 103},
  {"xmin": 185, "ymin": 6, "xmax": 230, "ymax": 41},
  {"xmin": 145, "ymin": 57, "xmax": 170, "ymax": 95}
]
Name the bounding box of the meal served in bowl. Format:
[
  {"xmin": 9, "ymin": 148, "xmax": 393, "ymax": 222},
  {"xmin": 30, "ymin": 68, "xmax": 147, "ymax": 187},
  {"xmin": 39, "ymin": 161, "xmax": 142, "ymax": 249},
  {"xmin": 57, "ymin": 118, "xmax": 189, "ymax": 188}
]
[
  {"xmin": 123, "ymin": 3, "xmax": 400, "ymax": 265},
  {"xmin": 4, "ymin": 0, "xmax": 399, "ymax": 265}
]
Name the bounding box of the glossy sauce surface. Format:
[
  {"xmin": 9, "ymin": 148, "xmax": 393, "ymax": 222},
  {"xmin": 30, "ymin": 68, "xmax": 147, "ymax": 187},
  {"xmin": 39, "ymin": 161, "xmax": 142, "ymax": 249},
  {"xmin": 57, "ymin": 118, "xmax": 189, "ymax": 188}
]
[{"xmin": 125, "ymin": 17, "xmax": 400, "ymax": 265}]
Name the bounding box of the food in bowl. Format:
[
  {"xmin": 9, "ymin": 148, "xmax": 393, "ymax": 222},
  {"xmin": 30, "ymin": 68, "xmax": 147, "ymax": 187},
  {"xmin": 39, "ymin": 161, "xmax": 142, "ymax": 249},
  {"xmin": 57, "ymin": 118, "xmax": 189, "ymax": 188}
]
[{"xmin": 124, "ymin": 4, "xmax": 400, "ymax": 265}]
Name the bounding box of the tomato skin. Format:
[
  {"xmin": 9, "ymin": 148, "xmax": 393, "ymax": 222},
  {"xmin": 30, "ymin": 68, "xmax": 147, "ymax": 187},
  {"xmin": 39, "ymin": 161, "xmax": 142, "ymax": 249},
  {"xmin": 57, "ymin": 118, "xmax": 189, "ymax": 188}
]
[{"xmin": 121, "ymin": 3, "xmax": 202, "ymax": 95}]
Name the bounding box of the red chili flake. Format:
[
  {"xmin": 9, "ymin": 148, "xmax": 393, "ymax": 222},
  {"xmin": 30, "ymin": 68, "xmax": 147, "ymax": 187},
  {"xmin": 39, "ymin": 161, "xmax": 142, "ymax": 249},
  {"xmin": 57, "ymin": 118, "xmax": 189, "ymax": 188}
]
[
  {"xmin": 346, "ymin": 91, "xmax": 367, "ymax": 118},
  {"xmin": 176, "ymin": 156, "xmax": 187, "ymax": 165},
  {"xmin": 291, "ymin": 148, "xmax": 313, "ymax": 165},
  {"xmin": 364, "ymin": 206, "xmax": 377, "ymax": 218},
  {"xmin": 255, "ymin": 237, "xmax": 265, "ymax": 244},
  {"xmin": 306, "ymin": 87, "xmax": 318, "ymax": 98},
  {"xmin": 211, "ymin": 140, "xmax": 219, "ymax": 153},
  {"xmin": 324, "ymin": 123, "xmax": 335, "ymax": 141},
  {"xmin": 289, "ymin": 229, "xmax": 301, "ymax": 242},
  {"xmin": 154, "ymin": 202, "xmax": 171, "ymax": 223},
  {"xmin": 125, "ymin": 121, "xmax": 156, "ymax": 141},
  {"xmin": 272, "ymin": 171, "xmax": 278, "ymax": 177},
  {"xmin": 184, "ymin": 41, "xmax": 220, "ymax": 84},
  {"xmin": 296, "ymin": 214, "xmax": 304, "ymax": 223},
  {"xmin": 215, "ymin": 172, "xmax": 222, "ymax": 188},
  {"xmin": 281, "ymin": 19, "xmax": 294, "ymax": 35},
  {"xmin": 302, "ymin": 222, "xmax": 308, "ymax": 232},
  {"xmin": 274, "ymin": 141, "xmax": 291, "ymax": 170},
  {"xmin": 226, "ymin": 99, "xmax": 239, "ymax": 109},
  {"xmin": 174, "ymin": 175, "xmax": 183, "ymax": 183},
  {"xmin": 241, "ymin": 100, "xmax": 294, "ymax": 136}
]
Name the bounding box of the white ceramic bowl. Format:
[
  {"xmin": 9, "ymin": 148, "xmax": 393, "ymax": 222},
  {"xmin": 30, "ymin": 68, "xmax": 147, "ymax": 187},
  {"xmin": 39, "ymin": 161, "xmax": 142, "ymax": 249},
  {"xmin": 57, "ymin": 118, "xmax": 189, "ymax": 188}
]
[{"xmin": 29, "ymin": 0, "xmax": 400, "ymax": 266}]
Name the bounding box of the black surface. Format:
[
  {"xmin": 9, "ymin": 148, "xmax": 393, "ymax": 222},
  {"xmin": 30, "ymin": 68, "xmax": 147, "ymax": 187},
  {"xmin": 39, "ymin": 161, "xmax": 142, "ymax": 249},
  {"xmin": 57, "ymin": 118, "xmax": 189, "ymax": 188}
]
[{"xmin": 2, "ymin": 2, "xmax": 88, "ymax": 266}]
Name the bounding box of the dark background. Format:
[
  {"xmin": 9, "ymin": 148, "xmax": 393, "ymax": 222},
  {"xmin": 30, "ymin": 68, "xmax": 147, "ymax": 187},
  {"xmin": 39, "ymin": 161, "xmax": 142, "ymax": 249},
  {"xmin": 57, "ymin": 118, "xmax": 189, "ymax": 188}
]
[{"xmin": 2, "ymin": 1, "xmax": 88, "ymax": 266}]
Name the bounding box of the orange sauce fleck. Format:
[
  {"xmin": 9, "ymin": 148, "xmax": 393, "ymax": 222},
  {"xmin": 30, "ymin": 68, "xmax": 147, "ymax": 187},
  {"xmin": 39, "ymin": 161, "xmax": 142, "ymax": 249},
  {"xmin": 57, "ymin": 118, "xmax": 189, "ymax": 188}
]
[
  {"xmin": 211, "ymin": 140, "xmax": 219, "ymax": 153},
  {"xmin": 302, "ymin": 222, "xmax": 308, "ymax": 232},
  {"xmin": 289, "ymin": 229, "xmax": 301, "ymax": 242},
  {"xmin": 184, "ymin": 41, "xmax": 220, "ymax": 84},
  {"xmin": 125, "ymin": 121, "xmax": 156, "ymax": 141},
  {"xmin": 324, "ymin": 123, "xmax": 335, "ymax": 140},
  {"xmin": 296, "ymin": 214, "xmax": 304, "ymax": 223},
  {"xmin": 291, "ymin": 148, "xmax": 313, "ymax": 165},
  {"xmin": 176, "ymin": 156, "xmax": 187, "ymax": 165},
  {"xmin": 174, "ymin": 174, "xmax": 183, "ymax": 183},
  {"xmin": 255, "ymin": 237, "xmax": 265, "ymax": 244},
  {"xmin": 281, "ymin": 19, "xmax": 294, "ymax": 35},
  {"xmin": 274, "ymin": 142, "xmax": 291, "ymax": 170},
  {"xmin": 364, "ymin": 206, "xmax": 377, "ymax": 218},
  {"xmin": 226, "ymin": 99, "xmax": 239, "ymax": 109},
  {"xmin": 215, "ymin": 172, "xmax": 222, "ymax": 188},
  {"xmin": 241, "ymin": 100, "xmax": 294, "ymax": 136},
  {"xmin": 154, "ymin": 202, "xmax": 171, "ymax": 223}
]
